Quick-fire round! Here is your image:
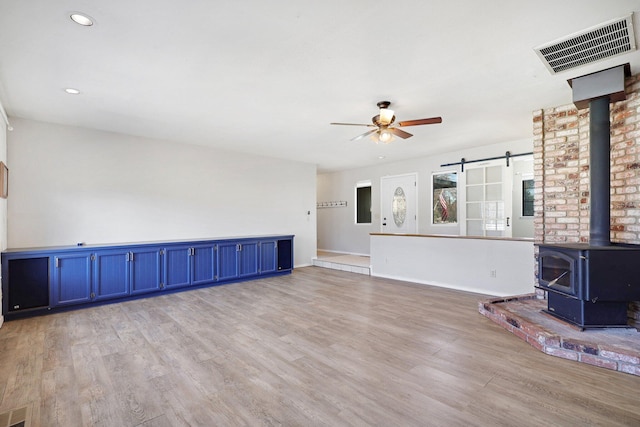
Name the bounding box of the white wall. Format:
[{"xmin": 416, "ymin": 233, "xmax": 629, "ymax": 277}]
[
  {"xmin": 371, "ymin": 234, "xmax": 535, "ymax": 296},
  {"xmin": 317, "ymin": 138, "xmax": 533, "ymax": 254},
  {"xmin": 7, "ymin": 118, "xmax": 316, "ymax": 266}
]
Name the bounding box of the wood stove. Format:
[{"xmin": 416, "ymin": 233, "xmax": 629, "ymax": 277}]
[
  {"xmin": 537, "ymin": 243, "xmax": 640, "ymax": 328},
  {"xmin": 537, "ymin": 64, "xmax": 640, "ymax": 329}
]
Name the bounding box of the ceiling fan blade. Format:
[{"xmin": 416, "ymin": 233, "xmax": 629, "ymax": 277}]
[
  {"xmin": 397, "ymin": 117, "xmax": 442, "ymax": 127},
  {"xmin": 330, "ymin": 122, "xmax": 377, "ymax": 127},
  {"xmin": 351, "ymin": 129, "xmax": 379, "ymax": 141},
  {"xmin": 389, "ymin": 127, "xmax": 412, "ymax": 139}
]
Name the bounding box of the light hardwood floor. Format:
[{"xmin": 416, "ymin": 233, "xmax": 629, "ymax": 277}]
[{"xmin": 1, "ymin": 266, "xmax": 639, "ymax": 426}]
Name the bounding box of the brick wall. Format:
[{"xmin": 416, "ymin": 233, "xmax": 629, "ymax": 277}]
[{"xmin": 533, "ymin": 73, "xmax": 640, "ymax": 327}]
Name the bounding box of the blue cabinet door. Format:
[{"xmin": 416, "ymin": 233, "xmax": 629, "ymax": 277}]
[
  {"xmin": 130, "ymin": 248, "xmax": 162, "ymax": 295},
  {"xmin": 192, "ymin": 244, "xmax": 216, "ymax": 286},
  {"xmin": 239, "ymin": 242, "xmax": 259, "ymax": 277},
  {"xmin": 217, "ymin": 242, "xmax": 239, "ymax": 281},
  {"xmin": 93, "ymin": 250, "xmax": 130, "ymax": 301},
  {"xmin": 259, "ymin": 241, "xmax": 278, "ymax": 274},
  {"xmin": 53, "ymin": 253, "xmax": 92, "ymax": 306},
  {"xmin": 164, "ymin": 246, "xmax": 191, "ymax": 289}
]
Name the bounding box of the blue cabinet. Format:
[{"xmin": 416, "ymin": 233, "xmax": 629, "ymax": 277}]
[
  {"xmin": 216, "ymin": 240, "xmax": 260, "ymax": 280},
  {"xmin": 2, "ymin": 235, "xmax": 293, "ymax": 319},
  {"xmin": 259, "ymin": 240, "xmax": 278, "ymax": 275},
  {"xmin": 93, "ymin": 250, "xmax": 130, "ymax": 301},
  {"xmin": 130, "ymin": 248, "xmax": 162, "ymax": 295},
  {"xmin": 192, "ymin": 244, "xmax": 216, "ymax": 285},
  {"xmin": 55, "ymin": 249, "xmax": 157, "ymax": 306},
  {"xmin": 164, "ymin": 246, "xmax": 191, "ymax": 289},
  {"xmin": 239, "ymin": 241, "xmax": 259, "ymax": 277},
  {"xmin": 54, "ymin": 251, "xmax": 125, "ymax": 306},
  {"xmin": 217, "ymin": 242, "xmax": 239, "ymax": 281},
  {"xmin": 53, "ymin": 253, "xmax": 93, "ymax": 306},
  {"xmin": 163, "ymin": 244, "xmax": 217, "ymax": 289},
  {"xmin": 82, "ymin": 248, "xmax": 163, "ymax": 303}
]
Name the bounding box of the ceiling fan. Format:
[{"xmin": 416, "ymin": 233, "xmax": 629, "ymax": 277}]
[{"xmin": 330, "ymin": 101, "xmax": 442, "ymax": 143}]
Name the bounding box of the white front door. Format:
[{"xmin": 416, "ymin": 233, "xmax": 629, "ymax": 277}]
[{"xmin": 380, "ymin": 173, "xmax": 417, "ymax": 234}]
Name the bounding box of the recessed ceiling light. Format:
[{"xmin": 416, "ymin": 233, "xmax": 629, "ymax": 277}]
[
  {"xmin": 70, "ymin": 13, "xmax": 94, "ymax": 26},
  {"xmin": 378, "ymin": 156, "xmax": 386, "ymax": 160},
  {"xmin": 65, "ymin": 88, "xmax": 81, "ymax": 95}
]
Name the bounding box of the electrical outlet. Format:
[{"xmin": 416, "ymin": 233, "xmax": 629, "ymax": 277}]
[{"xmin": 490, "ymin": 270, "xmax": 497, "ymax": 278}]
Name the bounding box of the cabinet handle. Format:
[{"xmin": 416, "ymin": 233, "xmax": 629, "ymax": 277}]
[
  {"xmin": 130, "ymin": 252, "xmax": 134, "ymax": 262},
  {"xmin": 55, "ymin": 257, "xmax": 59, "ymax": 268},
  {"xmin": 126, "ymin": 252, "xmax": 130, "ymax": 262}
]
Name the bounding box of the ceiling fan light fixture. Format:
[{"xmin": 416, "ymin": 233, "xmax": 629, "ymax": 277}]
[
  {"xmin": 331, "ymin": 100, "xmax": 441, "ymax": 143},
  {"xmin": 379, "ymin": 129, "xmax": 394, "ymax": 143},
  {"xmin": 379, "ymin": 108, "xmax": 395, "ymax": 126}
]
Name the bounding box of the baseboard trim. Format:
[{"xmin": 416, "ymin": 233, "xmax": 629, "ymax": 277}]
[{"xmin": 370, "ymin": 272, "xmax": 505, "ymax": 297}]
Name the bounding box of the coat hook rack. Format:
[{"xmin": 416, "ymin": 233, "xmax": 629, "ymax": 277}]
[{"xmin": 317, "ymin": 201, "xmax": 348, "ymax": 209}]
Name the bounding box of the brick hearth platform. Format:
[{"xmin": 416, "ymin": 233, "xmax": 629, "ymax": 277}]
[{"xmin": 479, "ymin": 294, "xmax": 640, "ymax": 376}]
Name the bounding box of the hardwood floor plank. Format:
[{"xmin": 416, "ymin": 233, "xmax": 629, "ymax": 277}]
[
  {"xmin": 101, "ymin": 350, "xmax": 166, "ymax": 425},
  {"xmin": 41, "ymin": 365, "xmax": 82, "ymax": 426},
  {"xmin": 70, "ymin": 342, "xmax": 127, "ymax": 427},
  {"xmin": 1, "ymin": 266, "xmax": 640, "ymax": 426}
]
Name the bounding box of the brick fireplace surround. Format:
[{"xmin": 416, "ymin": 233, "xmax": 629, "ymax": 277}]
[{"xmin": 480, "ymin": 72, "xmax": 640, "ymax": 376}]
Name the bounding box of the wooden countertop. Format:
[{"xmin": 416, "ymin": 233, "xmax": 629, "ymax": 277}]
[{"xmin": 370, "ymin": 233, "xmax": 534, "ymax": 243}]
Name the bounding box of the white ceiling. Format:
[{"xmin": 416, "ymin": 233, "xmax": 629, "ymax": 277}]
[{"xmin": 0, "ymin": 1, "xmax": 639, "ymax": 172}]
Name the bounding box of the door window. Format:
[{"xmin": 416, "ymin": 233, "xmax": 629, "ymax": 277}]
[{"xmin": 432, "ymin": 171, "xmax": 457, "ymax": 224}]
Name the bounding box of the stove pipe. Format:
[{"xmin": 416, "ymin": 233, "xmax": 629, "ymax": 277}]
[
  {"xmin": 589, "ymin": 97, "xmax": 611, "ymax": 246},
  {"xmin": 569, "ymin": 64, "xmax": 629, "ymax": 246}
]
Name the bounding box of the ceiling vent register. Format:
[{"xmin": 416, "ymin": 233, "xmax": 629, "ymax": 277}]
[{"xmin": 535, "ymin": 14, "xmax": 636, "ymax": 74}]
